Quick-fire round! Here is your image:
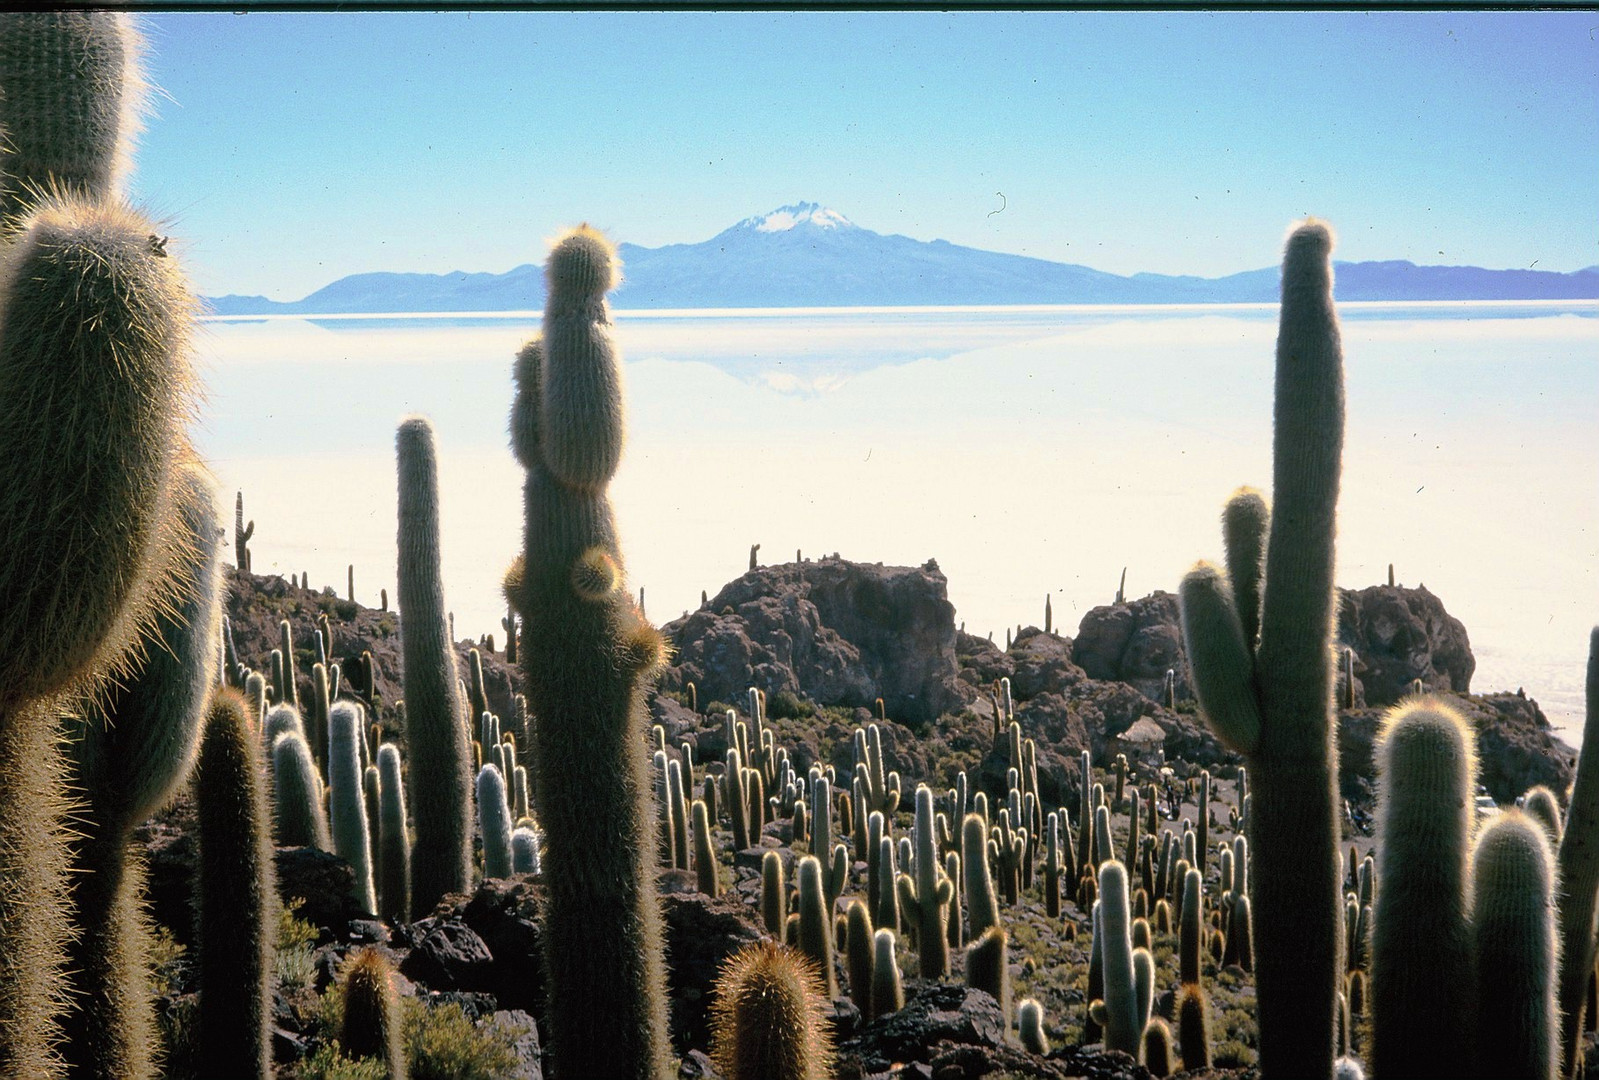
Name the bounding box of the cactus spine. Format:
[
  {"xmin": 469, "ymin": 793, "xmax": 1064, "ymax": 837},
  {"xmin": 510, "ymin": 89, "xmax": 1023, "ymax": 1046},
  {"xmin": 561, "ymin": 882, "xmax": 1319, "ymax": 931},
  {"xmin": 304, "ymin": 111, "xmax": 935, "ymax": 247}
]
[
  {"xmin": 512, "ymin": 227, "xmax": 670, "ymax": 1078},
  {"xmin": 396, "ymin": 415, "xmax": 473, "ymax": 914},
  {"xmin": 1369, "ymin": 699, "xmax": 1476, "ymax": 1078},
  {"xmin": 1176, "ymin": 220, "xmax": 1345, "ymax": 1079},
  {"xmin": 194, "ymin": 690, "xmax": 277, "ymax": 1080}
]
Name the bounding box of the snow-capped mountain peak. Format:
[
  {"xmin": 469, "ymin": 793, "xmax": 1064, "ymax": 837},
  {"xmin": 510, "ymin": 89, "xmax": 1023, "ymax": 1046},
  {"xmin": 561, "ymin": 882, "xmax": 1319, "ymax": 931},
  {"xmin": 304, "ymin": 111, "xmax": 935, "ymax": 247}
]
[{"xmin": 737, "ymin": 202, "xmax": 855, "ymax": 233}]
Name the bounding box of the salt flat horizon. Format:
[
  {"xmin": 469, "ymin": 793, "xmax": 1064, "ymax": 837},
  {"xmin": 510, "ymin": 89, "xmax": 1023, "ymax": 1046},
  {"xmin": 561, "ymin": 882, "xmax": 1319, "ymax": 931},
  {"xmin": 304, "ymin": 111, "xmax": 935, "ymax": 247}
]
[{"xmin": 192, "ymin": 301, "xmax": 1598, "ymax": 749}]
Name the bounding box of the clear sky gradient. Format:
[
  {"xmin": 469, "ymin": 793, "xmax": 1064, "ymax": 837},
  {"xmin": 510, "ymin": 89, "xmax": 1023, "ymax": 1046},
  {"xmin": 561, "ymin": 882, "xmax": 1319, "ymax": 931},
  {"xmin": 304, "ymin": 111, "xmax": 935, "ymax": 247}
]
[{"xmin": 131, "ymin": 11, "xmax": 1599, "ymax": 301}]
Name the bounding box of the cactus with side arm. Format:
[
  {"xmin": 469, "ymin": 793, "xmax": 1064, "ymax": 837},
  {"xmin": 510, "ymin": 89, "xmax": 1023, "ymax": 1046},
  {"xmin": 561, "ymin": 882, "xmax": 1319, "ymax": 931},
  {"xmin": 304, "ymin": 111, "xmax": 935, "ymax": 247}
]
[{"xmin": 1176, "ymin": 221, "xmax": 1346, "ymax": 1080}]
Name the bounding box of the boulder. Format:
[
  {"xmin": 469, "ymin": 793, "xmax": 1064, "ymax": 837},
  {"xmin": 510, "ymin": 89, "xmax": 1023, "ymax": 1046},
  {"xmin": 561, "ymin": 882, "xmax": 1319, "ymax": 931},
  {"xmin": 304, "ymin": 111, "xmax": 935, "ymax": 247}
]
[
  {"xmin": 1071, "ymin": 593, "xmax": 1190, "ymax": 704},
  {"xmin": 662, "ymin": 557, "xmax": 973, "ymax": 725},
  {"xmin": 1337, "ymin": 584, "xmax": 1474, "ymax": 706}
]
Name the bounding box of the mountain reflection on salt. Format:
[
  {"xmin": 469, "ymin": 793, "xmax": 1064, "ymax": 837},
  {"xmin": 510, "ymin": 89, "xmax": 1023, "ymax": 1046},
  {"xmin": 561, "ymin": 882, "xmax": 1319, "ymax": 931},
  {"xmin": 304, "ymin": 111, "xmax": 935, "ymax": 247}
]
[{"xmin": 192, "ymin": 303, "xmax": 1599, "ymax": 743}]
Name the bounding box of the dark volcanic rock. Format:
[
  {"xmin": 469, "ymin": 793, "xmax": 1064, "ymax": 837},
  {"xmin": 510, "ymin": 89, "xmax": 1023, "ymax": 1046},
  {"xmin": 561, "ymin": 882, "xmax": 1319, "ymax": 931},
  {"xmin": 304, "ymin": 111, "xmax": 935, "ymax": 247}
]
[
  {"xmin": 839, "ymin": 983, "xmax": 1007, "ymax": 1074},
  {"xmin": 661, "ymin": 889, "xmax": 765, "ymax": 1051},
  {"xmin": 1007, "ymin": 628, "xmax": 1087, "ymax": 700},
  {"xmin": 1338, "ymin": 584, "xmax": 1474, "ymax": 706},
  {"xmin": 401, "ymin": 918, "xmax": 496, "ymax": 992},
  {"xmin": 1337, "ymin": 689, "xmax": 1574, "ymax": 808},
  {"xmin": 276, "ymin": 846, "xmax": 369, "ymax": 926},
  {"xmin": 662, "ymin": 557, "xmax": 974, "ymax": 724},
  {"xmin": 1071, "ymin": 592, "xmax": 1190, "ymax": 704}
]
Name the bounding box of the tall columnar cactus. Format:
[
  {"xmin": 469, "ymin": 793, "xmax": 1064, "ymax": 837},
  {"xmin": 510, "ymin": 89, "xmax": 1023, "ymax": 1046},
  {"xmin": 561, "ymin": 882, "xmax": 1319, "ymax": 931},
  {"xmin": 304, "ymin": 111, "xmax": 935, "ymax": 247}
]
[
  {"xmin": 511, "ymin": 228, "xmax": 670, "ymax": 1078},
  {"xmin": 478, "ymin": 763, "xmax": 514, "ymax": 880},
  {"xmin": 1098, "ymin": 860, "xmax": 1141, "ymax": 1056},
  {"xmin": 271, "ymin": 730, "xmax": 331, "ymax": 850},
  {"xmin": 898, "ymin": 785, "xmax": 953, "ymax": 979},
  {"xmin": 1176, "ymin": 220, "xmax": 1346, "ymax": 1080},
  {"xmin": 0, "ymin": 120, "xmax": 199, "ymax": 1079},
  {"xmin": 329, "ymin": 701, "xmax": 378, "ymax": 915},
  {"xmin": 962, "ymin": 812, "xmax": 999, "ymax": 940},
  {"xmin": 692, "ymin": 799, "xmax": 720, "ymax": 897},
  {"xmin": 1369, "ymin": 699, "xmax": 1476, "ymax": 1078},
  {"xmin": 194, "ymin": 690, "xmax": 277, "ymax": 1080},
  {"xmin": 710, "ymin": 942, "xmax": 835, "ymax": 1080},
  {"xmin": 376, "ymin": 743, "xmax": 411, "ymax": 923},
  {"xmin": 1180, "ymin": 868, "xmax": 1203, "ymax": 986},
  {"xmin": 0, "ymin": 14, "xmax": 139, "ymax": 229},
  {"xmin": 396, "ymin": 415, "xmax": 473, "ymax": 915},
  {"xmin": 762, "ymin": 850, "xmax": 788, "ymax": 941},
  {"xmin": 845, "ymin": 901, "xmax": 875, "ymax": 1018},
  {"xmin": 1471, "ymin": 809, "xmax": 1558, "ymax": 1080},
  {"xmin": 1556, "ymin": 628, "xmax": 1599, "ymax": 1078},
  {"xmin": 61, "ymin": 463, "xmax": 222, "ymax": 1079},
  {"xmin": 339, "ymin": 948, "xmax": 407, "ymax": 1080}
]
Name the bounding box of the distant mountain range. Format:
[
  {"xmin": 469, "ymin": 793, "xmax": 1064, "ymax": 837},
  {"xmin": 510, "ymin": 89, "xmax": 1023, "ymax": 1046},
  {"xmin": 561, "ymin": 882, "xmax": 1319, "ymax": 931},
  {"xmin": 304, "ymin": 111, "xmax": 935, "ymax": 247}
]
[{"xmin": 204, "ymin": 203, "xmax": 1599, "ymax": 315}]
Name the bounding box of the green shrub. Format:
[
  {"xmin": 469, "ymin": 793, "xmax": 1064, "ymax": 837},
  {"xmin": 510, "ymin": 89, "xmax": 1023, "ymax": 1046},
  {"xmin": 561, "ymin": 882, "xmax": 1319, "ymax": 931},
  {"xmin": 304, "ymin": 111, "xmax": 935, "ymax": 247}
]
[
  {"xmin": 403, "ymin": 999, "xmax": 524, "ymax": 1080},
  {"xmin": 766, "ymin": 690, "xmax": 814, "ymax": 720},
  {"xmin": 291, "ymin": 1044, "xmax": 388, "ymax": 1080}
]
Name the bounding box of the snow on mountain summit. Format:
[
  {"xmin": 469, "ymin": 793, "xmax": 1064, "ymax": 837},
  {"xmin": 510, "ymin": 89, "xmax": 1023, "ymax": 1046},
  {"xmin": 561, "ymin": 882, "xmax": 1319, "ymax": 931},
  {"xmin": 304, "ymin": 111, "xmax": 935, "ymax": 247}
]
[{"xmin": 737, "ymin": 202, "xmax": 855, "ymax": 233}]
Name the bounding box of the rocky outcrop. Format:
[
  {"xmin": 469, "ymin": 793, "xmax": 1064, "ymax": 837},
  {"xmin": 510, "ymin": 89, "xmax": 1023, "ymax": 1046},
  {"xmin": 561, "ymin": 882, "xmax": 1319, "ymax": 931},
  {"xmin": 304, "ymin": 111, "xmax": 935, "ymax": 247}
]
[
  {"xmin": 661, "ymin": 557, "xmax": 973, "ymax": 724},
  {"xmin": 1337, "ymin": 584, "xmax": 1474, "ymax": 707},
  {"xmin": 1071, "ymin": 592, "xmax": 1190, "ymax": 704},
  {"xmin": 1338, "ymin": 689, "xmax": 1574, "ymax": 808}
]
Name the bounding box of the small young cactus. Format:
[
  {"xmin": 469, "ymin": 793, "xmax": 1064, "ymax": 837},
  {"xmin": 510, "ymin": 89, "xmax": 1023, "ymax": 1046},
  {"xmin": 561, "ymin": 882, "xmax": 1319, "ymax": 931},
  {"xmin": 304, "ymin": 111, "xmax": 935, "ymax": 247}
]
[
  {"xmin": 1369, "ymin": 698, "xmax": 1476, "ymax": 1079},
  {"xmin": 511, "ymin": 826, "xmax": 541, "ymax": 875},
  {"xmin": 1471, "ymin": 809, "xmax": 1558, "ymax": 1080},
  {"xmin": 329, "ymin": 702, "xmax": 378, "ymax": 914},
  {"xmin": 692, "ymin": 799, "xmax": 720, "ymax": 897},
  {"xmin": 1018, "ymin": 997, "xmax": 1049, "ymax": 1054},
  {"xmin": 762, "ymin": 850, "xmax": 788, "ymax": 942},
  {"xmin": 376, "ymin": 743, "xmax": 411, "ymax": 922},
  {"xmin": 194, "ymin": 690, "xmax": 277, "ymax": 1080},
  {"xmin": 271, "ymin": 730, "xmax": 331, "ymax": 851},
  {"xmin": 1143, "ymin": 1016, "xmax": 1175, "ymax": 1077},
  {"xmin": 477, "ymin": 763, "xmax": 514, "ymax": 880},
  {"xmin": 871, "ymin": 929, "xmax": 904, "ymax": 1018},
  {"xmin": 710, "ymin": 942, "xmax": 835, "ymax": 1080},
  {"xmin": 1177, "ymin": 982, "xmax": 1212, "ymax": 1070},
  {"xmin": 965, "ymin": 924, "xmax": 1010, "ymax": 1027},
  {"xmin": 796, "ymin": 856, "xmax": 837, "ymax": 998},
  {"xmin": 340, "ymin": 948, "xmax": 407, "ymax": 1080}
]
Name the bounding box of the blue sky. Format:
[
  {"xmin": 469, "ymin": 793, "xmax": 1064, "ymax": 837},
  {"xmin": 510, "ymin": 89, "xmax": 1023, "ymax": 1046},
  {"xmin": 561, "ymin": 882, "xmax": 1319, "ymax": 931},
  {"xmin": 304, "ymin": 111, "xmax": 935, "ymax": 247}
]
[{"xmin": 131, "ymin": 11, "xmax": 1599, "ymax": 300}]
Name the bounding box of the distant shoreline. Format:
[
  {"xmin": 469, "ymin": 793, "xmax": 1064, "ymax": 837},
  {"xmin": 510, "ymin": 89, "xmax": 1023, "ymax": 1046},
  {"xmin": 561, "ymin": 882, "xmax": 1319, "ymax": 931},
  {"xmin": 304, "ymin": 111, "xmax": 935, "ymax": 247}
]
[{"xmin": 199, "ymin": 297, "xmax": 1599, "ymax": 323}]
